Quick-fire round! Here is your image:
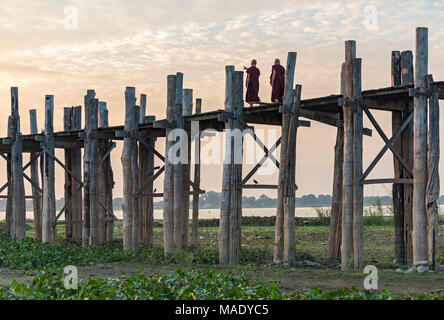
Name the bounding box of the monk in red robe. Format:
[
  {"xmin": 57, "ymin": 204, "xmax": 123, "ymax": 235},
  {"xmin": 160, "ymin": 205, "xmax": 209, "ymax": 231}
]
[
  {"xmin": 270, "ymin": 59, "xmax": 285, "ymax": 104},
  {"xmin": 244, "ymin": 59, "xmax": 261, "ymax": 106}
]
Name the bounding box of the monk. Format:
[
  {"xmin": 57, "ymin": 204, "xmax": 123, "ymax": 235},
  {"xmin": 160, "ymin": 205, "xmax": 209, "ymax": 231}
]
[
  {"xmin": 244, "ymin": 59, "xmax": 261, "ymax": 106},
  {"xmin": 270, "ymin": 59, "xmax": 285, "ymax": 104}
]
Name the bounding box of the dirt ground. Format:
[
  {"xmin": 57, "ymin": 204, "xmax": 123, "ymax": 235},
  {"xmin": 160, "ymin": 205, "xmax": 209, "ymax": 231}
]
[{"xmin": 1, "ymin": 262, "xmax": 442, "ymax": 296}]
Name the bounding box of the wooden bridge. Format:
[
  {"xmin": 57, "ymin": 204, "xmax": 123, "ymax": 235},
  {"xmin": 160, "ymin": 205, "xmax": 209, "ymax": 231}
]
[{"xmin": 2, "ymin": 27, "xmax": 441, "ymax": 270}]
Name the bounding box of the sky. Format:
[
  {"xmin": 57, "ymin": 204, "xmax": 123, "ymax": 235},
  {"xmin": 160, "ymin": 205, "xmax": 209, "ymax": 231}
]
[{"xmin": 1, "ymin": 0, "xmax": 444, "ymax": 199}]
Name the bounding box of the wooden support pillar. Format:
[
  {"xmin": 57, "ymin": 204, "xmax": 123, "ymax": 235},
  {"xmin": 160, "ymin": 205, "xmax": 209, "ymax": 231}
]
[
  {"xmin": 29, "ymin": 109, "xmax": 42, "ymax": 241},
  {"xmin": 412, "ymin": 27, "xmax": 428, "ymax": 265},
  {"xmin": 274, "ymin": 52, "xmax": 297, "ymax": 263},
  {"xmin": 219, "ymin": 66, "xmax": 234, "ymax": 264},
  {"xmin": 352, "ymin": 58, "xmax": 364, "ymax": 269},
  {"xmin": 42, "ymin": 95, "xmax": 56, "ymax": 243},
  {"xmin": 163, "ymin": 76, "xmax": 176, "ymax": 255},
  {"xmin": 99, "ymin": 102, "xmax": 114, "ymax": 243},
  {"xmin": 10, "ymin": 87, "xmax": 26, "ymax": 240},
  {"xmin": 426, "ymin": 75, "xmax": 439, "ymax": 270},
  {"xmin": 90, "ymin": 98, "xmax": 100, "ymax": 246},
  {"xmin": 5, "ymin": 118, "xmax": 12, "ymax": 236},
  {"xmin": 182, "ymin": 88, "xmax": 193, "ymax": 247},
  {"xmin": 131, "ymin": 105, "xmax": 141, "ymax": 252},
  {"xmin": 229, "ymin": 70, "xmax": 244, "ymax": 265},
  {"xmin": 391, "ymin": 51, "xmax": 406, "ymax": 265},
  {"xmin": 122, "ymin": 87, "xmax": 135, "ymax": 251},
  {"xmin": 71, "ymin": 106, "xmax": 82, "ymax": 241},
  {"xmin": 341, "ymin": 40, "xmax": 356, "ymax": 270},
  {"xmin": 284, "ymin": 84, "xmax": 302, "ymax": 265},
  {"xmin": 191, "ymin": 98, "xmax": 202, "ymax": 248},
  {"xmin": 328, "ymin": 63, "xmax": 345, "ymax": 261},
  {"xmin": 64, "ymin": 107, "xmax": 73, "ymax": 239},
  {"xmin": 173, "ymin": 73, "xmax": 184, "ymax": 249},
  {"xmin": 139, "ymin": 107, "xmax": 155, "ymax": 246},
  {"xmin": 401, "ymin": 50, "xmax": 414, "ymax": 263}
]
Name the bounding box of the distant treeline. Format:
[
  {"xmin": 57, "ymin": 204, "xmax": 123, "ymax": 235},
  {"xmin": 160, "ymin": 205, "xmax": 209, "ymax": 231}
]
[{"xmin": 2, "ymin": 193, "xmax": 443, "ymax": 212}]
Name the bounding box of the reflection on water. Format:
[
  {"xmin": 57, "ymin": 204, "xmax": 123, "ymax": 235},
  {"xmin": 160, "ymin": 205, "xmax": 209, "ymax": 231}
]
[{"xmin": 2, "ymin": 205, "xmax": 442, "ymax": 221}]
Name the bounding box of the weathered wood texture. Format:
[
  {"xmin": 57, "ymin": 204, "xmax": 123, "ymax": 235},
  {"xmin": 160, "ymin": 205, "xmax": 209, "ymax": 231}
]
[
  {"xmin": 42, "ymin": 95, "xmax": 56, "ymax": 243},
  {"xmin": 132, "ymin": 106, "xmax": 141, "ymax": 252},
  {"xmin": 341, "ymin": 40, "xmax": 356, "ymax": 270},
  {"xmin": 163, "ymin": 75, "xmax": 176, "ymax": 255},
  {"xmin": 219, "ymin": 66, "xmax": 234, "ymax": 264},
  {"xmin": 64, "ymin": 108, "xmax": 73, "ymax": 239},
  {"xmin": 122, "ymin": 87, "xmax": 135, "ymax": 251},
  {"xmin": 328, "ymin": 63, "xmax": 345, "ymax": 261},
  {"xmin": 426, "ymin": 76, "xmax": 439, "ymax": 269},
  {"xmin": 71, "ymin": 106, "xmax": 83, "ymax": 241},
  {"xmin": 401, "ymin": 50, "xmax": 414, "ymax": 263},
  {"xmin": 89, "ymin": 98, "xmax": 100, "ymax": 246},
  {"xmin": 29, "ymin": 109, "xmax": 42, "ymax": 241},
  {"xmin": 5, "ymin": 117, "xmax": 12, "ymax": 236},
  {"xmin": 412, "ymin": 27, "xmax": 428, "ymax": 264},
  {"xmin": 284, "ymin": 84, "xmax": 301, "ymax": 265},
  {"xmin": 182, "ymin": 88, "xmax": 193, "ymax": 247},
  {"xmin": 391, "ymin": 51, "xmax": 406, "ymax": 265},
  {"xmin": 274, "ymin": 52, "xmax": 297, "ymax": 263},
  {"xmin": 10, "ymin": 88, "xmax": 26, "ymax": 240},
  {"xmin": 192, "ymin": 98, "xmax": 202, "ymax": 247},
  {"xmin": 173, "ymin": 73, "xmax": 184, "ymax": 249},
  {"xmin": 229, "ymin": 70, "xmax": 244, "ymax": 265},
  {"xmin": 352, "ymin": 58, "xmax": 364, "ymax": 269}
]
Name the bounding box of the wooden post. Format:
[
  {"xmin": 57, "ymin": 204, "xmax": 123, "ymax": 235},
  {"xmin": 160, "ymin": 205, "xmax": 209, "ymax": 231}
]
[
  {"xmin": 274, "ymin": 52, "xmax": 297, "ymax": 263},
  {"xmin": 64, "ymin": 108, "xmax": 73, "ymax": 239},
  {"xmin": 284, "ymin": 84, "xmax": 302, "ymax": 265},
  {"xmin": 391, "ymin": 51, "xmax": 406, "ymax": 265},
  {"xmin": 29, "ymin": 109, "xmax": 42, "ymax": 241},
  {"xmin": 191, "ymin": 98, "xmax": 202, "ymax": 248},
  {"xmin": 132, "ymin": 106, "xmax": 141, "ymax": 252},
  {"xmin": 229, "ymin": 70, "xmax": 244, "ymax": 265},
  {"xmin": 173, "ymin": 73, "xmax": 184, "ymax": 249},
  {"xmin": 89, "ymin": 98, "xmax": 100, "ymax": 246},
  {"xmin": 99, "ymin": 102, "xmax": 114, "ymax": 243},
  {"xmin": 412, "ymin": 27, "xmax": 428, "ymax": 265},
  {"xmin": 426, "ymin": 75, "xmax": 439, "ymax": 270},
  {"xmin": 42, "ymin": 95, "xmax": 56, "ymax": 243},
  {"xmin": 401, "ymin": 50, "xmax": 414, "ymax": 263},
  {"xmin": 122, "ymin": 87, "xmax": 135, "ymax": 251},
  {"xmin": 219, "ymin": 66, "xmax": 234, "ymax": 264},
  {"xmin": 164, "ymin": 75, "xmax": 176, "ymax": 255},
  {"xmin": 328, "ymin": 63, "xmax": 345, "ymax": 261},
  {"xmin": 341, "ymin": 40, "xmax": 356, "ymax": 270},
  {"xmin": 10, "ymin": 87, "xmax": 26, "ymax": 240},
  {"xmin": 71, "ymin": 106, "xmax": 82, "ymax": 241},
  {"xmin": 5, "ymin": 118, "xmax": 12, "ymax": 236},
  {"xmin": 182, "ymin": 88, "xmax": 193, "ymax": 247},
  {"xmin": 98, "ymin": 102, "xmax": 108, "ymax": 244},
  {"xmin": 353, "ymin": 58, "xmax": 364, "ymax": 269}
]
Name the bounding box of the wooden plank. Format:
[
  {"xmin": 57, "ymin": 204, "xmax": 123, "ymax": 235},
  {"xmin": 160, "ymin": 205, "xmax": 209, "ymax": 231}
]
[
  {"xmin": 132, "ymin": 106, "xmax": 141, "ymax": 252},
  {"xmin": 64, "ymin": 107, "xmax": 73, "ymax": 239},
  {"xmin": 363, "ymin": 178, "xmax": 413, "ymax": 185}
]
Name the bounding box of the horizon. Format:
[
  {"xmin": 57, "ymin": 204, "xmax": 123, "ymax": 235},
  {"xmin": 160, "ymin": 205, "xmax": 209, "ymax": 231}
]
[{"xmin": 1, "ymin": 1, "xmax": 444, "ymax": 199}]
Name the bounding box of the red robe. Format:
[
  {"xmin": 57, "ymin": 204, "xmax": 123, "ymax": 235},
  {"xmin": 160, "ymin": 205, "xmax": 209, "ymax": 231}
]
[
  {"xmin": 246, "ymin": 66, "xmax": 260, "ymax": 104},
  {"xmin": 271, "ymin": 64, "xmax": 285, "ymax": 103}
]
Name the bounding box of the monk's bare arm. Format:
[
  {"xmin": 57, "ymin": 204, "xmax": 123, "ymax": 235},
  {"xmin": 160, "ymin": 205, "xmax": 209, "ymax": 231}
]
[{"xmin": 246, "ymin": 73, "xmax": 250, "ymax": 88}]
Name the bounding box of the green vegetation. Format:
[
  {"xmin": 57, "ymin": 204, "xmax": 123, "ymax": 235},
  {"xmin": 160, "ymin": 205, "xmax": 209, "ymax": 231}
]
[{"xmin": 0, "ymin": 269, "xmax": 443, "ymax": 300}]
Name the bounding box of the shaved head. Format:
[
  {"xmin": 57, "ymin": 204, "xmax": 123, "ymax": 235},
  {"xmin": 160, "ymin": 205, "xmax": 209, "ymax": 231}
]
[
  {"xmin": 251, "ymin": 59, "xmax": 257, "ymax": 65},
  {"xmin": 275, "ymin": 58, "xmax": 280, "ymax": 64}
]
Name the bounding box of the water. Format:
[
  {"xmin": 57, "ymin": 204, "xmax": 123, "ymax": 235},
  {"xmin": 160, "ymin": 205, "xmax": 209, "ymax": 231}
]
[{"xmin": 3, "ymin": 205, "xmax": 439, "ymax": 221}]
